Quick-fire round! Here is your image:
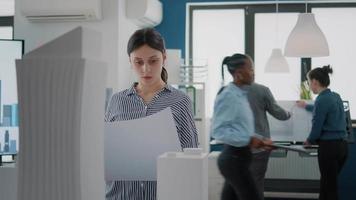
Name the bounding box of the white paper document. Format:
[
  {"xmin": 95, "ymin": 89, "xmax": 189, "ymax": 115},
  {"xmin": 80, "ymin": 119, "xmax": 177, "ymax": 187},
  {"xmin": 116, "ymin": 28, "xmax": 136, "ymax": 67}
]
[
  {"xmin": 104, "ymin": 107, "xmax": 181, "ymax": 181},
  {"xmin": 268, "ymin": 101, "xmax": 313, "ymax": 142},
  {"xmin": 269, "ymin": 144, "xmax": 309, "ymax": 154}
]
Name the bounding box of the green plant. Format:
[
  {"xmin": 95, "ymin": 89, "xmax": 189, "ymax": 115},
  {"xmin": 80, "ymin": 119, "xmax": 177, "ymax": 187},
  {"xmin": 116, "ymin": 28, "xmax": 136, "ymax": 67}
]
[{"xmin": 300, "ymin": 80, "xmax": 312, "ymax": 100}]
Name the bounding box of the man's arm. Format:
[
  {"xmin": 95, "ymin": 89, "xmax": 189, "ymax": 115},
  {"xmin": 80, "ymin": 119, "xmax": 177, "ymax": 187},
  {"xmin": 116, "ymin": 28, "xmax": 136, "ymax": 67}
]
[
  {"xmin": 265, "ymin": 87, "xmax": 291, "ymax": 120},
  {"xmin": 296, "ymin": 101, "xmax": 314, "ymax": 112}
]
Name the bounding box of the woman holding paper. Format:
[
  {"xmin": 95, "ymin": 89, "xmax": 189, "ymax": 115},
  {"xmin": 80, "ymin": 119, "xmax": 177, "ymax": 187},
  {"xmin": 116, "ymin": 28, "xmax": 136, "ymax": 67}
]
[
  {"xmin": 211, "ymin": 53, "xmax": 273, "ymax": 200},
  {"xmin": 105, "ymin": 28, "xmax": 198, "ymax": 200},
  {"xmin": 297, "ymin": 65, "xmax": 348, "ymax": 200}
]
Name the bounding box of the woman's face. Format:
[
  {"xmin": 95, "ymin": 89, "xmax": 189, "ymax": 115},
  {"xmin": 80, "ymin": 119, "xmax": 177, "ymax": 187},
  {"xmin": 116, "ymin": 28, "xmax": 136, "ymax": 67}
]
[
  {"xmin": 235, "ymin": 59, "xmax": 255, "ymax": 85},
  {"xmin": 308, "ymin": 78, "xmax": 319, "ymax": 94},
  {"xmin": 129, "ymin": 44, "xmax": 166, "ymax": 85}
]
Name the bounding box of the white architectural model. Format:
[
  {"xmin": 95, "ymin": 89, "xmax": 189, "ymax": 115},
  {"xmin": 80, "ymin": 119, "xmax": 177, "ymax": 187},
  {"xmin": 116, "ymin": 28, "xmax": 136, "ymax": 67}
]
[
  {"xmin": 16, "ymin": 27, "xmax": 106, "ymax": 200},
  {"xmin": 157, "ymin": 148, "xmax": 208, "ymax": 200}
]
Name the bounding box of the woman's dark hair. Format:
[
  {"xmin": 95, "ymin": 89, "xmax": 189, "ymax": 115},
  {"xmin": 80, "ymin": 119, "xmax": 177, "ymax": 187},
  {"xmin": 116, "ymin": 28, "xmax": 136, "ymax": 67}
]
[
  {"xmin": 308, "ymin": 65, "xmax": 333, "ymax": 87},
  {"xmin": 127, "ymin": 28, "xmax": 168, "ymax": 83},
  {"xmin": 221, "ymin": 53, "xmax": 249, "ymax": 80}
]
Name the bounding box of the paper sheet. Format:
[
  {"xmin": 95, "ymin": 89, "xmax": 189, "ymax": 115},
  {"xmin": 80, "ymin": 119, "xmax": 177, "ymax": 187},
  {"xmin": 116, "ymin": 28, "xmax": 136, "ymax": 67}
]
[
  {"xmin": 104, "ymin": 107, "xmax": 181, "ymax": 181},
  {"xmin": 269, "ymin": 144, "xmax": 309, "ymax": 154},
  {"xmin": 268, "ymin": 101, "xmax": 313, "ymax": 142}
]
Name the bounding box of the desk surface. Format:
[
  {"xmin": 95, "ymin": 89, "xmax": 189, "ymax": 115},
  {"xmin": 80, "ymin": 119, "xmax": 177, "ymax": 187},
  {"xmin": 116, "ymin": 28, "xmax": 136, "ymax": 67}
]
[{"xmin": 264, "ymin": 191, "xmax": 318, "ymax": 199}]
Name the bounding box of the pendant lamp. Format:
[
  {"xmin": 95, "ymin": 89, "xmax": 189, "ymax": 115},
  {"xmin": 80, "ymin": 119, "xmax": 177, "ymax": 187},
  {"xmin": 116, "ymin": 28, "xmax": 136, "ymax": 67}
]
[
  {"xmin": 265, "ymin": 48, "xmax": 290, "ymax": 73},
  {"xmin": 284, "ymin": 1, "xmax": 329, "ymax": 57},
  {"xmin": 265, "ymin": 0, "xmax": 289, "ymax": 73}
]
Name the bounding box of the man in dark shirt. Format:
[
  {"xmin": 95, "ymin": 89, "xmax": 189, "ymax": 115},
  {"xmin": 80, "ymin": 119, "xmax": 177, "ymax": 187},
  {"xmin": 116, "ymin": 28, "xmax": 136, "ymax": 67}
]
[{"xmin": 242, "ymin": 82, "xmax": 291, "ymax": 199}]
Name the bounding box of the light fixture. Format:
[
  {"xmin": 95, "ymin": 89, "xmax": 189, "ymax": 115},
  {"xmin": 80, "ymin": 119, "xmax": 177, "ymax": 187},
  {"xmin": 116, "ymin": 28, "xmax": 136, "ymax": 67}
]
[
  {"xmin": 284, "ymin": 1, "xmax": 329, "ymax": 57},
  {"xmin": 265, "ymin": 48, "xmax": 290, "ymax": 73},
  {"xmin": 265, "ymin": 0, "xmax": 289, "ymax": 73}
]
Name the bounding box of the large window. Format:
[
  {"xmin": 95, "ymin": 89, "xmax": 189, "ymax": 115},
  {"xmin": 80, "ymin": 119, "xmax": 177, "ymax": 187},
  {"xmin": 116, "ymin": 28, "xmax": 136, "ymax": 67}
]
[
  {"xmin": 255, "ymin": 13, "xmax": 300, "ymax": 100},
  {"xmin": 192, "ymin": 8, "xmax": 245, "ymax": 117},
  {"xmin": 188, "ymin": 2, "xmax": 356, "ymax": 120},
  {"xmin": 312, "ymin": 7, "xmax": 356, "ymax": 119}
]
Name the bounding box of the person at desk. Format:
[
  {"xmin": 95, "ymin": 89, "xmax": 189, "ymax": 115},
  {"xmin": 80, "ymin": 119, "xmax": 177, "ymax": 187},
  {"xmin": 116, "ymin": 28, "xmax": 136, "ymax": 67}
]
[
  {"xmin": 211, "ymin": 53, "xmax": 273, "ymax": 200},
  {"xmin": 297, "ymin": 65, "xmax": 348, "ymax": 200},
  {"xmin": 241, "ymin": 80, "xmax": 291, "ymax": 199},
  {"xmin": 105, "ymin": 28, "xmax": 199, "ymax": 200}
]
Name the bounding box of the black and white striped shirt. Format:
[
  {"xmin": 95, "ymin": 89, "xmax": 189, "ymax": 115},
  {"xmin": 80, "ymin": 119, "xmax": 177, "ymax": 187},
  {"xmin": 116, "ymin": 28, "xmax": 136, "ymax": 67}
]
[{"xmin": 105, "ymin": 83, "xmax": 199, "ymax": 200}]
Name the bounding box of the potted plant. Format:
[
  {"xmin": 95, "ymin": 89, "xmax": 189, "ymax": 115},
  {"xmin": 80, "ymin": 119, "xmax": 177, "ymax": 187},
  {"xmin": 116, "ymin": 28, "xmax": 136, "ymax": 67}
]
[{"xmin": 300, "ymin": 80, "xmax": 312, "ymax": 100}]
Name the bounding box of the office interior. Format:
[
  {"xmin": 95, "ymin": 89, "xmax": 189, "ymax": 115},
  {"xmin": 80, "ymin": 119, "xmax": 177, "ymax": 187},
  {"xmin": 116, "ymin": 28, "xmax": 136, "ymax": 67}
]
[{"xmin": 0, "ymin": 0, "xmax": 356, "ymax": 199}]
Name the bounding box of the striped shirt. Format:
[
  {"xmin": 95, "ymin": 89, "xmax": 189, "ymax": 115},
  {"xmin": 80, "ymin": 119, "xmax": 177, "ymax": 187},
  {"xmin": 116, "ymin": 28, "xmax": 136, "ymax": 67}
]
[{"xmin": 105, "ymin": 83, "xmax": 199, "ymax": 200}]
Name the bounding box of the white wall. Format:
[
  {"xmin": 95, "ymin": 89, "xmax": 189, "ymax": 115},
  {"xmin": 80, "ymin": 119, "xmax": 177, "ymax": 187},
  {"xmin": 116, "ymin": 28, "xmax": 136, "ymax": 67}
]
[
  {"xmin": 118, "ymin": 0, "xmax": 138, "ymax": 90},
  {"xmin": 14, "ymin": 0, "xmax": 138, "ymax": 90},
  {"xmin": 0, "ymin": 0, "xmax": 14, "ymax": 16}
]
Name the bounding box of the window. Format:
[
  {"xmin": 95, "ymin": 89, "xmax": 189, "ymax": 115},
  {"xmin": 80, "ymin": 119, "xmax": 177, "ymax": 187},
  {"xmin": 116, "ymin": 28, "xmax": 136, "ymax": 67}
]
[
  {"xmin": 312, "ymin": 7, "xmax": 356, "ymax": 119},
  {"xmin": 188, "ymin": 2, "xmax": 356, "ymax": 120},
  {"xmin": 191, "ymin": 8, "xmax": 245, "ymax": 117},
  {"xmin": 255, "ymin": 13, "xmax": 300, "ymax": 100}
]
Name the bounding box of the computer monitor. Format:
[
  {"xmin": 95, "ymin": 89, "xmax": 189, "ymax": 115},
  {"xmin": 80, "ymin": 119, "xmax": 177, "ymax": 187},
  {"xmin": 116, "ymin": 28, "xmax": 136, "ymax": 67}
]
[
  {"xmin": 0, "ymin": 39, "xmax": 24, "ymax": 155},
  {"xmin": 343, "ymin": 101, "xmax": 354, "ymax": 143}
]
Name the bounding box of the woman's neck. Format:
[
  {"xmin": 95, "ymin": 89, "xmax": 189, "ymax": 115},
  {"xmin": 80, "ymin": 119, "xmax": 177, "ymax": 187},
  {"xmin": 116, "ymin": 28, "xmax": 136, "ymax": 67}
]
[
  {"xmin": 136, "ymin": 80, "xmax": 166, "ymax": 96},
  {"xmin": 317, "ymin": 87, "xmax": 327, "ymax": 94},
  {"xmin": 233, "ymin": 79, "xmax": 244, "ymax": 87}
]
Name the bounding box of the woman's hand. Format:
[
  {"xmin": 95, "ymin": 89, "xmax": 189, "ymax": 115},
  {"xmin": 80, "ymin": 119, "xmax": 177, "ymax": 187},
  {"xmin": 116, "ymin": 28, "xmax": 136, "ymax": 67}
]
[
  {"xmin": 261, "ymin": 139, "xmax": 275, "ymax": 151},
  {"xmin": 249, "ymin": 137, "xmax": 275, "ymax": 151},
  {"xmin": 296, "ymin": 100, "xmax": 307, "ymax": 108},
  {"xmin": 303, "ymin": 140, "xmax": 312, "ymax": 147},
  {"xmin": 249, "ymin": 137, "xmax": 264, "ymax": 149}
]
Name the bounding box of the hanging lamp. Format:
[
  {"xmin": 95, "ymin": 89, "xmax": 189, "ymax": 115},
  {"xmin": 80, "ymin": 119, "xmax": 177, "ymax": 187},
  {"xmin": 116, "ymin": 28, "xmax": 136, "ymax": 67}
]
[
  {"xmin": 284, "ymin": 0, "xmax": 329, "ymax": 57},
  {"xmin": 265, "ymin": 0, "xmax": 289, "ymax": 73},
  {"xmin": 265, "ymin": 49, "xmax": 290, "ymax": 73}
]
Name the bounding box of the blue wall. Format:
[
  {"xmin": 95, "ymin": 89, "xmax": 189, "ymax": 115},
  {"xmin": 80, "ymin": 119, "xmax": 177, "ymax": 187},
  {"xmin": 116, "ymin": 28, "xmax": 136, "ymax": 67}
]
[{"xmin": 156, "ymin": 0, "xmax": 272, "ymax": 58}]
